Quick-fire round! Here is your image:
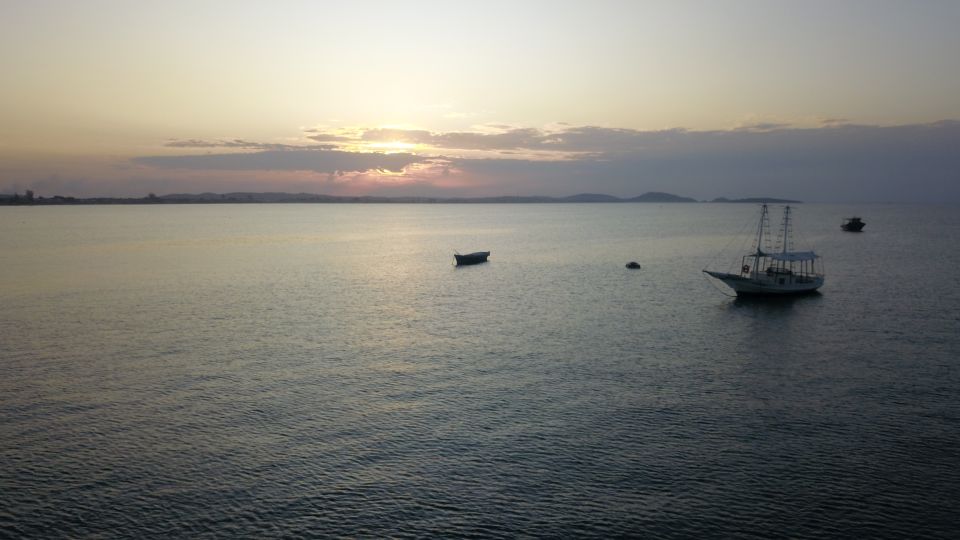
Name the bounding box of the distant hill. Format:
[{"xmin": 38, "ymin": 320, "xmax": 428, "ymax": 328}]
[
  {"xmin": 626, "ymin": 192, "xmax": 697, "ymax": 203},
  {"xmin": 162, "ymin": 192, "xmax": 342, "ymax": 202},
  {"xmin": 560, "ymin": 193, "xmax": 624, "ymax": 203},
  {"xmin": 155, "ymin": 191, "xmax": 701, "ymax": 203},
  {"xmin": 712, "ymin": 197, "xmax": 802, "ymax": 203},
  {"xmin": 2, "ymin": 190, "xmax": 708, "ymax": 205}
]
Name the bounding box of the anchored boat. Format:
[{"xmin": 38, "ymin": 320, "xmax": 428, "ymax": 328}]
[
  {"xmin": 454, "ymin": 251, "xmax": 490, "ymax": 266},
  {"xmin": 704, "ymin": 205, "xmax": 823, "ymax": 296},
  {"xmin": 841, "ymin": 217, "xmax": 865, "ymax": 232}
]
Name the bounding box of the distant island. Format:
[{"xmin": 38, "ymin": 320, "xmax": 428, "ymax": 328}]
[
  {"xmin": 0, "ymin": 190, "xmax": 800, "ymax": 205},
  {"xmin": 711, "ymin": 196, "xmax": 802, "ymax": 204}
]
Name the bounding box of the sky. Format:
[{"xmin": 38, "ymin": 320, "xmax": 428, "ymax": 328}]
[{"xmin": 1, "ymin": 0, "xmax": 958, "ymax": 202}]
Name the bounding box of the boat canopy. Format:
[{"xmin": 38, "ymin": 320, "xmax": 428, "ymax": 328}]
[{"xmin": 765, "ymin": 250, "xmax": 818, "ymax": 261}]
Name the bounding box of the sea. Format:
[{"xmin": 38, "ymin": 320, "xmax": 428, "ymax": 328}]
[{"xmin": 2, "ymin": 203, "xmax": 959, "ymax": 539}]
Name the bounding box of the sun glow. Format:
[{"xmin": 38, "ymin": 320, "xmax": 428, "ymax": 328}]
[{"xmin": 367, "ymin": 141, "xmax": 417, "ymax": 153}]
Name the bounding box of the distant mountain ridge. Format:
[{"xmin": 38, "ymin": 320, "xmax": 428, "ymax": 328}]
[
  {"xmin": 157, "ymin": 191, "xmax": 700, "ymax": 203},
  {"xmin": 1, "ymin": 191, "xmax": 800, "ymax": 205},
  {"xmin": 626, "ymin": 192, "xmax": 697, "ymax": 202}
]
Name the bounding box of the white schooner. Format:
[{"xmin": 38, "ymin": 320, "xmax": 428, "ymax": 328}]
[{"xmin": 704, "ymin": 204, "xmax": 824, "ymax": 296}]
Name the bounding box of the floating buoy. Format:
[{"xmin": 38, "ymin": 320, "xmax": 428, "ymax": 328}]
[{"xmin": 626, "ymin": 261, "xmax": 641, "ymax": 269}]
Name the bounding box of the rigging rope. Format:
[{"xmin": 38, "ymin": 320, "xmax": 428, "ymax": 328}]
[
  {"xmin": 702, "ymin": 206, "xmax": 760, "ymax": 274},
  {"xmin": 700, "ymin": 206, "xmax": 763, "ymax": 298}
]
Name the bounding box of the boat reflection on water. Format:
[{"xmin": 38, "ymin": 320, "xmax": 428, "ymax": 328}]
[{"xmin": 731, "ymin": 290, "xmax": 823, "ymax": 310}]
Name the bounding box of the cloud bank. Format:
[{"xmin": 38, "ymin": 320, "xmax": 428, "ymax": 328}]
[
  {"xmin": 134, "ymin": 149, "xmax": 427, "ymax": 175},
  {"xmin": 120, "ymin": 121, "xmax": 960, "ymax": 202},
  {"xmin": 165, "ymin": 139, "xmax": 336, "ymax": 151}
]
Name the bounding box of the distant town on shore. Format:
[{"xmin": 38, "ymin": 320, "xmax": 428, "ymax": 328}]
[{"xmin": 0, "ymin": 190, "xmax": 800, "ymax": 205}]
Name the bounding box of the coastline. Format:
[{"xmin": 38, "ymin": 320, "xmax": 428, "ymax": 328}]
[{"xmin": 0, "ymin": 192, "xmax": 800, "ymax": 205}]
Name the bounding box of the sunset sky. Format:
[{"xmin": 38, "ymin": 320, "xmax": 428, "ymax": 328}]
[{"xmin": 2, "ymin": 0, "xmax": 958, "ymax": 201}]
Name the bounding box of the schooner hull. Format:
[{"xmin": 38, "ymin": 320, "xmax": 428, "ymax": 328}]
[
  {"xmin": 704, "ymin": 205, "xmax": 824, "ymax": 297},
  {"xmin": 704, "ymin": 271, "xmax": 823, "ymax": 296}
]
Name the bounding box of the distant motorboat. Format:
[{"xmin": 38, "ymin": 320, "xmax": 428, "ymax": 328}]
[
  {"xmin": 841, "ymin": 217, "xmax": 866, "ymax": 232},
  {"xmin": 704, "ymin": 204, "xmax": 824, "ymax": 296},
  {"xmin": 454, "ymin": 251, "xmax": 490, "ymax": 266},
  {"xmin": 626, "ymin": 261, "xmax": 641, "ymax": 269}
]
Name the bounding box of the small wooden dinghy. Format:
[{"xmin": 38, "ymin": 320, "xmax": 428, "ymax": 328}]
[{"xmin": 454, "ymin": 251, "xmax": 490, "ymax": 266}]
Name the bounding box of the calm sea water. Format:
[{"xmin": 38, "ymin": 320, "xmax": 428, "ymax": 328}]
[{"xmin": 2, "ymin": 203, "xmax": 959, "ymax": 538}]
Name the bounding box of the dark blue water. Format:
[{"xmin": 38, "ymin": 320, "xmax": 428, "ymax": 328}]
[{"xmin": 2, "ymin": 203, "xmax": 959, "ymax": 538}]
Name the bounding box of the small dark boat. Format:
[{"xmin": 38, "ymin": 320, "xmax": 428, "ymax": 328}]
[
  {"xmin": 625, "ymin": 261, "xmax": 641, "ymax": 269},
  {"xmin": 841, "ymin": 217, "xmax": 865, "ymax": 232},
  {"xmin": 454, "ymin": 251, "xmax": 490, "ymax": 266}
]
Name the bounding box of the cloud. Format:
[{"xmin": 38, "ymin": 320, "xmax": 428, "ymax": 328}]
[
  {"xmin": 310, "ymin": 126, "xmax": 568, "ymax": 152},
  {"xmin": 103, "ymin": 119, "xmax": 960, "ymax": 202},
  {"xmin": 133, "ymin": 149, "xmax": 427, "ymax": 174},
  {"xmin": 305, "ymin": 124, "xmax": 805, "ymax": 155},
  {"xmin": 733, "ymin": 122, "xmax": 793, "ymax": 132},
  {"xmin": 297, "ymin": 133, "xmax": 356, "ymax": 142},
  {"xmin": 165, "ymin": 139, "xmax": 336, "ymax": 151},
  {"xmin": 436, "ymin": 120, "xmax": 960, "ymax": 202},
  {"xmin": 819, "ymin": 117, "xmax": 851, "ymax": 126}
]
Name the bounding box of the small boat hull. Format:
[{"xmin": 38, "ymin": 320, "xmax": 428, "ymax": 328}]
[
  {"xmin": 704, "ymin": 271, "xmax": 823, "ymax": 296},
  {"xmin": 454, "ymin": 251, "xmax": 490, "ymax": 266}
]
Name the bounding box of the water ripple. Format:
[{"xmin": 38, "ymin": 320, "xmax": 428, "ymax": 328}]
[{"xmin": 4, "ymin": 204, "xmax": 960, "ymax": 538}]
